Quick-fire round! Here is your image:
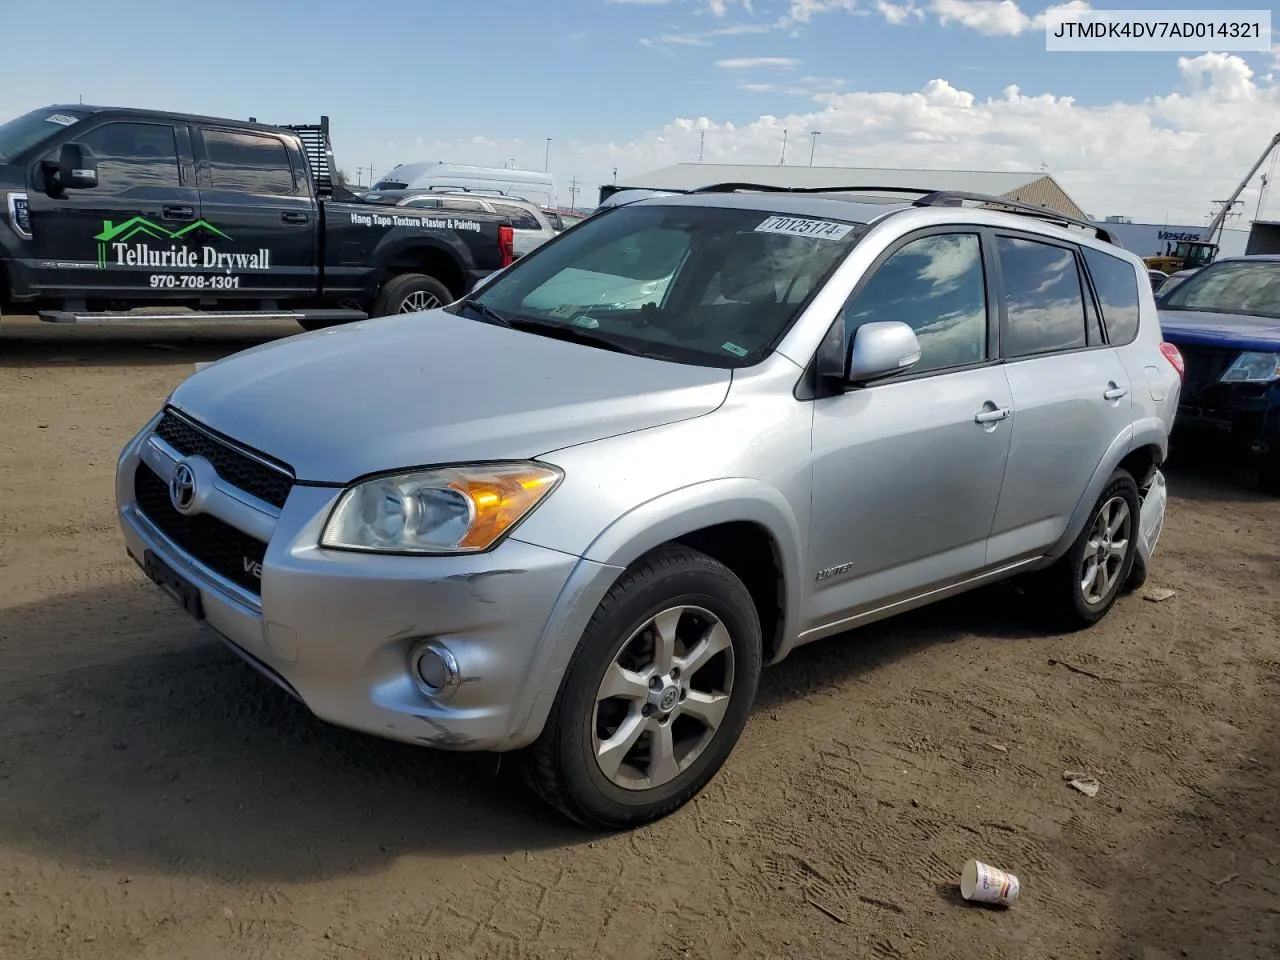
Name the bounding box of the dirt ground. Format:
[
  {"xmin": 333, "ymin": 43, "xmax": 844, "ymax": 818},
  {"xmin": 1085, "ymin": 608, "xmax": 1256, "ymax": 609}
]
[{"xmin": 1, "ymin": 313, "xmax": 1278, "ymax": 960}]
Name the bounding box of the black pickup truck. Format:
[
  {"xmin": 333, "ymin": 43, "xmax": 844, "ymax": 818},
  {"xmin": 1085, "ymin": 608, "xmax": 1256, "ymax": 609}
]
[{"xmin": 0, "ymin": 105, "xmax": 516, "ymax": 330}]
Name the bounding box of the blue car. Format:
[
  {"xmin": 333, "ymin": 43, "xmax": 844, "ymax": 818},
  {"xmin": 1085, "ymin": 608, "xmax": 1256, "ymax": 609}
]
[{"xmin": 1157, "ymin": 255, "xmax": 1280, "ymax": 494}]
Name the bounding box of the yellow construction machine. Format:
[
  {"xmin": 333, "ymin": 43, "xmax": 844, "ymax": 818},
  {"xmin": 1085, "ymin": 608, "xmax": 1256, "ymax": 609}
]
[{"xmin": 1144, "ymin": 131, "xmax": 1280, "ymax": 274}]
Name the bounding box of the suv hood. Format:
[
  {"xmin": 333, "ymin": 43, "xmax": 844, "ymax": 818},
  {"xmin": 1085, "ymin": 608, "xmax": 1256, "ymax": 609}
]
[
  {"xmin": 1159, "ymin": 309, "xmax": 1280, "ymax": 351},
  {"xmin": 168, "ymin": 310, "xmax": 731, "ymax": 484}
]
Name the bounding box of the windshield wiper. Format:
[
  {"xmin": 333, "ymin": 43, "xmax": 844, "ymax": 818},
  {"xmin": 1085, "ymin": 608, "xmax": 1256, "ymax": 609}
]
[
  {"xmin": 459, "ymin": 300, "xmax": 512, "ymax": 328},
  {"xmin": 506, "ymin": 317, "xmax": 650, "ymax": 357}
]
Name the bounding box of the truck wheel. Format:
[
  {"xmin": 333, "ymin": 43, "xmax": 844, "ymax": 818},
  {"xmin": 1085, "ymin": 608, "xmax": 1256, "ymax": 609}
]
[
  {"xmin": 1258, "ymin": 454, "xmax": 1280, "ymax": 497},
  {"xmin": 372, "ymin": 273, "xmax": 454, "ymax": 317},
  {"xmin": 522, "ymin": 545, "xmax": 762, "ymax": 830},
  {"xmin": 1035, "ymin": 468, "xmax": 1141, "ymax": 631}
]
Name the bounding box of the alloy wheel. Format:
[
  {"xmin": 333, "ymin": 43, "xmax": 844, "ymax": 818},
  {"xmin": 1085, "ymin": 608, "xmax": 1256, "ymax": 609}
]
[
  {"xmin": 1081, "ymin": 495, "xmax": 1132, "ymax": 605},
  {"xmin": 398, "ymin": 290, "xmax": 443, "ymax": 313},
  {"xmin": 592, "ymin": 605, "xmax": 736, "ymax": 791}
]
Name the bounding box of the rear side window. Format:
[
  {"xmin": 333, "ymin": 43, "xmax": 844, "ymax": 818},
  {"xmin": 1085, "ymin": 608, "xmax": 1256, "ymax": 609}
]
[
  {"xmin": 203, "ymin": 129, "xmax": 296, "ymax": 194},
  {"xmin": 1082, "ymin": 247, "xmax": 1141, "ymax": 345},
  {"xmin": 491, "ymin": 203, "xmax": 542, "ymax": 230},
  {"xmin": 997, "ymin": 236, "xmax": 1088, "ymax": 358},
  {"xmin": 440, "ymin": 198, "xmax": 485, "ymax": 212},
  {"xmin": 401, "ymin": 197, "xmax": 440, "ymax": 209}
]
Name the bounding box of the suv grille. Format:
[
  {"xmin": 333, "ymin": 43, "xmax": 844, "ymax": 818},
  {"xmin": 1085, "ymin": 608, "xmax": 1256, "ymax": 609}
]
[
  {"xmin": 1178, "ymin": 344, "xmax": 1239, "ymax": 401},
  {"xmin": 154, "ymin": 410, "xmax": 293, "ymax": 509},
  {"xmin": 134, "ymin": 464, "xmax": 266, "ymax": 597}
]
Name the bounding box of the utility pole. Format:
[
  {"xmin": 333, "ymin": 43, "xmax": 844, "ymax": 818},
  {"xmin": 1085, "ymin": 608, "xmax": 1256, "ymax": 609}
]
[
  {"xmin": 545, "ymin": 138, "xmax": 552, "ymax": 172},
  {"xmin": 569, "ymin": 176, "xmax": 580, "ymax": 210},
  {"xmin": 699, "ymin": 130, "xmax": 705, "ymax": 163},
  {"xmin": 809, "ymin": 131, "xmax": 820, "ymax": 166},
  {"xmin": 613, "ymin": 167, "xmax": 618, "ymax": 184},
  {"xmin": 780, "ymin": 128, "xmax": 788, "ymax": 165}
]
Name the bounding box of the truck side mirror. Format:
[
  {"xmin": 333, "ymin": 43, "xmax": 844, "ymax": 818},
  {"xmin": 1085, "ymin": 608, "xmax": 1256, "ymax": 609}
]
[{"xmin": 58, "ymin": 142, "xmax": 99, "ymax": 190}]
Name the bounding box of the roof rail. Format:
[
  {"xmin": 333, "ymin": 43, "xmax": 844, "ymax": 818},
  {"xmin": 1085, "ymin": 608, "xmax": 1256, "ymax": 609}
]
[
  {"xmin": 912, "ymin": 190, "xmax": 1116, "ymax": 244},
  {"xmin": 687, "ymin": 182, "xmax": 939, "ymax": 197}
]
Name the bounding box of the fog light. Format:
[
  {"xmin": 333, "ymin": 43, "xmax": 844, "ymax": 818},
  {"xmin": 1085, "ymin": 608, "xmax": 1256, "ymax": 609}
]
[{"xmin": 411, "ymin": 641, "xmax": 461, "ymax": 699}]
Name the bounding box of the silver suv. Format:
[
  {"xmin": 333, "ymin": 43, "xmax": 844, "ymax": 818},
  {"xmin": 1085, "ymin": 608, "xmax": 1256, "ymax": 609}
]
[{"xmin": 114, "ymin": 186, "xmax": 1184, "ymax": 829}]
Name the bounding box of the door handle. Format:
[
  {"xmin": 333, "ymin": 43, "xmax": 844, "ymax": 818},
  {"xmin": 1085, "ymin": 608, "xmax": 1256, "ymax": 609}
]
[
  {"xmin": 1103, "ymin": 384, "xmax": 1129, "ymax": 401},
  {"xmin": 162, "ymin": 204, "xmax": 195, "ymax": 220},
  {"xmin": 281, "ymin": 211, "xmax": 309, "ymax": 224},
  {"xmin": 974, "ymin": 406, "xmax": 1013, "ymax": 424}
]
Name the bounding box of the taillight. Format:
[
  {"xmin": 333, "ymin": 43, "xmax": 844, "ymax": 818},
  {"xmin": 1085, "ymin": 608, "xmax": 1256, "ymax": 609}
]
[
  {"xmin": 1160, "ymin": 341, "xmax": 1185, "ymax": 380},
  {"xmin": 498, "ymin": 225, "xmax": 514, "ymax": 268}
]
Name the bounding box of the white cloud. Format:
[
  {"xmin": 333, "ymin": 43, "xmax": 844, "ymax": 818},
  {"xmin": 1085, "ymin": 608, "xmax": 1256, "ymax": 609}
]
[
  {"xmin": 346, "ymin": 54, "xmax": 1278, "ymax": 228},
  {"xmin": 781, "ymin": 0, "xmax": 860, "ymax": 25},
  {"xmin": 715, "ymin": 56, "xmax": 802, "ymax": 68},
  {"xmin": 875, "ymin": 0, "xmax": 924, "ymax": 24},
  {"xmin": 930, "ymin": 0, "xmax": 1032, "ymax": 36}
]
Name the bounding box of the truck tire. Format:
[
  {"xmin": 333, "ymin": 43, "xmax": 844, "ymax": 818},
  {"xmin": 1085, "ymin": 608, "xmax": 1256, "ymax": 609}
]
[
  {"xmin": 371, "ymin": 273, "xmax": 454, "ymax": 317},
  {"xmin": 1258, "ymin": 453, "xmax": 1280, "ymax": 497},
  {"xmin": 521, "ymin": 545, "xmax": 762, "ymax": 830},
  {"xmin": 1034, "ymin": 468, "xmax": 1141, "ymax": 631}
]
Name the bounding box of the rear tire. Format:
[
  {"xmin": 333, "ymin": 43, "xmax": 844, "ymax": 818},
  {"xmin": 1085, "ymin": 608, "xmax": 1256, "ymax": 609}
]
[
  {"xmin": 371, "ymin": 273, "xmax": 454, "ymax": 318},
  {"xmin": 1258, "ymin": 453, "xmax": 1280, "ymax": 497},
  {"xmin": 522, "ymin": 545, "xmax": 762, "ymax": 830},
  {"xmin": 1036, "ymin": 468, "xmax": 1141, "ymax": 630}
]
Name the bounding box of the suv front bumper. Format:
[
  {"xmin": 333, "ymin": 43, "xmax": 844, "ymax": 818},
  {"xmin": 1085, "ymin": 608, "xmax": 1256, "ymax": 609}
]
[{"xmin": 115, "ymin": 417, "xmax": 615, "ymax": 752}]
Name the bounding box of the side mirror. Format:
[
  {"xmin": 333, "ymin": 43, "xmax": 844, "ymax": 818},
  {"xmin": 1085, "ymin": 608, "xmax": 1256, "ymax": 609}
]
[
  {"xmin": 846, "ymin": 321, "xmax": 921, "ymax": 382},
  {"xmin": 58, "ymin": 142, "xmax": 98, "ymax": 190}
]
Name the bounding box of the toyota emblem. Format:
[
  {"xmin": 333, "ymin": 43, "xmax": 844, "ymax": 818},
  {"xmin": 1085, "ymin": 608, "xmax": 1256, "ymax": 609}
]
[{"xmin": 170, "ymin": 461, "xmax": 197, "ymax": 514}]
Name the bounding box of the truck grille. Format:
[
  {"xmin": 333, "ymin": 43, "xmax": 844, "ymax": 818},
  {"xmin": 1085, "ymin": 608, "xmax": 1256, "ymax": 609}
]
[
  {"xmin": 154, "ymin": 409, "xmax": 293, "ymax": 509},
  {"xmin": 134, "ymin": 463, "xmax": 267, "ymax": 597}
]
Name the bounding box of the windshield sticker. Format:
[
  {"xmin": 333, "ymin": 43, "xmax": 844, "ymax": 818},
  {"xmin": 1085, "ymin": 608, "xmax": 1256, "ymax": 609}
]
[
  {"xmin": 721, "ymin": 341, "xmax": 749, "ymax": 357},
  {"xmin": 754, "ymin": 215, "xmax": 853, "ymax": 241},
  {"xmin": 45, "ymin": 113, "xmax": 80, "ymax": 126}
]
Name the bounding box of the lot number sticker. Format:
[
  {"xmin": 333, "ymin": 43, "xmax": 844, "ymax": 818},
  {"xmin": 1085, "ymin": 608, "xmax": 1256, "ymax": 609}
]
[{"xmin": 754, "ymin": 215, "xmax": 854, "ymax": 241}]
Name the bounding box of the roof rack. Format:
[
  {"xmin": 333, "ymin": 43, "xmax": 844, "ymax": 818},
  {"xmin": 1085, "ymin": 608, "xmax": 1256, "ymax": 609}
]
[
  {"xmin": 912, "ymin": 190, "xmax": 1115, "ymax": 244},
  {"xmin": 687, "ymin": 182, "xmax": 938, "ymax": 197}
]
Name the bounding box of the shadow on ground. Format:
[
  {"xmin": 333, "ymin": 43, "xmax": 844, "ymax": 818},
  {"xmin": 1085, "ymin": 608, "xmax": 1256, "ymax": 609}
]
[
  {"xmin": 0, "ymin": 316, "xmax": 301, "ymax": 368},
  {"xmin": 0, "ymin": 575, "xmax": 1052, "ymax": 884}
]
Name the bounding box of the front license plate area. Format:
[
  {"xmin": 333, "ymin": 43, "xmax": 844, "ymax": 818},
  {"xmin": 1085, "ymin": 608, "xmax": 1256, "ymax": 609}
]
[{"xmin": 143, "ymin": 550, "xmax": 205, "ymax": 621}]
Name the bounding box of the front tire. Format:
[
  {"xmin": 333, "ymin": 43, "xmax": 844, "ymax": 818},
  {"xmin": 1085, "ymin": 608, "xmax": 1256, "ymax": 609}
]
[
  {"xmin": 1037, "ymin": 468, "xmax": 1141, "ymax": 630},
  {"xmin": 371, "ymin": 272, "xmax": 454, "ymax": 317},
  {"xmin": 522, "ymin": 545, "xmax": 762, "ymax": 830}
]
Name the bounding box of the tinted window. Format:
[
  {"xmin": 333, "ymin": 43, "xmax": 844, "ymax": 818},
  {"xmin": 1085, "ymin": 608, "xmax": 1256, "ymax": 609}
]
[
  {"xmin": 843, "ymin": 233, "xmax": 988, "ymax": 372},
  {"xmin": 203, "ymin": 129, "xmax": 296, "ymax": 194},
  {"xmin": 1082, "ymin": 247, "xmax": 1141, "ymax": 345},
  {"xmin": 997, "ymin": 237, "xmax": 1087, "ymax": 357},
  {"xmin": 440, "ymin": 197, "xmax": 485, "ymax": 212},
  {"xmin": 0, "ymin": 108, "xmax": 89, "ymax": 162},
  {"xmin": 77, "ymin": 122, "xmax": 180, "ymax": 191},
  {"xmin": 469, "ymin": 204, "xmax": 861, "ymax": 367},
  {"xmin": 491, "ymin": 203, "xmax": 542, "ymax": 230},
  {"xmin": 401, "ymin": 197, "xmax": 441, "ymax": 209}
]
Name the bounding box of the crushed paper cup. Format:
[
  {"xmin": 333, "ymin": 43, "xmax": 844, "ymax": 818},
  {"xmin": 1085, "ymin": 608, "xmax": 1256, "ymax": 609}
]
[{"xmin": 960, "ymin": 859, "xmax": 1020, "ymax": 907}]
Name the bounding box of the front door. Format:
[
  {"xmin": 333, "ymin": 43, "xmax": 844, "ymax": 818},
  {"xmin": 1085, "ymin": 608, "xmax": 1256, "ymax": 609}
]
[
  {"xmin": 985, "ymin": 232, "xmax": 1135, "ymax": 563},
  {"xmin": 25, "ymin": 118, "xmax": 200, "ymax": 297},
  {"xmin": 192, "ymin": 125, "xmax": 317, "ymax": 299},
  {"xmin": 806, "ymin": 230, "xmax": 1014, "ymax": 633}
]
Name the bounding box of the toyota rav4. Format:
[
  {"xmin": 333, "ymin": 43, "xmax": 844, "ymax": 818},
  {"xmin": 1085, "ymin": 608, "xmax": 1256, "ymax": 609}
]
[{"xmin": 115, "ymin": 186, "xmax": 1183, "ymax": 829}]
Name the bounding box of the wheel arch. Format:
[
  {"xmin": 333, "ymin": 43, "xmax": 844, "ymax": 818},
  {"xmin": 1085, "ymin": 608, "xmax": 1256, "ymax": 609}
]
[
  {"xmin": 374, "ymin": 238, "xmax": 470, "ymax": 299},
  {"xmin": 504, "ymin": 479, "xmax": 805, "ymax": 749},
  {"xmin": 1047, "ymin": 425, "xmax": 1163, "ymax": 560}
]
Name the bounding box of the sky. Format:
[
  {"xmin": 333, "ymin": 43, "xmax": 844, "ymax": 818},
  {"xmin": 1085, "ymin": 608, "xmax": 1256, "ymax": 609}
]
[{"xmin": 3, "ymin": 0, "xmax": 1279, "ymax": 223}]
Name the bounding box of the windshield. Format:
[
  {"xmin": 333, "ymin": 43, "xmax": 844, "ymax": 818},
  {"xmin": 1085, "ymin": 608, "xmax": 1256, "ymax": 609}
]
[
  {"xmin": 1160, "ymin": 260, "xmax": 1280, "ymax": 319},
  {"xmin": 460, "ymin": 203, "xmax": 864, "ymax": 366},
  {"xmin": 0, "ymin": 108, "xmax": 88, "ymax": 163}
]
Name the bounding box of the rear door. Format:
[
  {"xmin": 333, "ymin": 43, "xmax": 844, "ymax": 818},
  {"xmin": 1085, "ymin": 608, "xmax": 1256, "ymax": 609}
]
[
  {"xmin": 986, "ymin": 232, "xmax": 1134, "ymax": 564},
  {"xmin": 192, "ymin": 125, "xmax": 317, "ymax": 298},
  {"xmin": 25, "ymin": 118, "xmax": 199, "ymax": 297}
]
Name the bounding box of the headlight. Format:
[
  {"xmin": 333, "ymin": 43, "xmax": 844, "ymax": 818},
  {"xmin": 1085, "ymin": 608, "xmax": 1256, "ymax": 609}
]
[
  {"xmin": 320, "ymin": 462, "xmax": 562, "ymax": 554},
  {"xmin": 1221, "ymin": 351, "xmax": 1280, "ymax": 384}
]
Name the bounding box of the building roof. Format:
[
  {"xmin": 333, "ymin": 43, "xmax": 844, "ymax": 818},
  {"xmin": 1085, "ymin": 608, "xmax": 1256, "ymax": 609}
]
[{"xmin": 612, "ymin": 163, "xmax": 1087, "ymax": 219}]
